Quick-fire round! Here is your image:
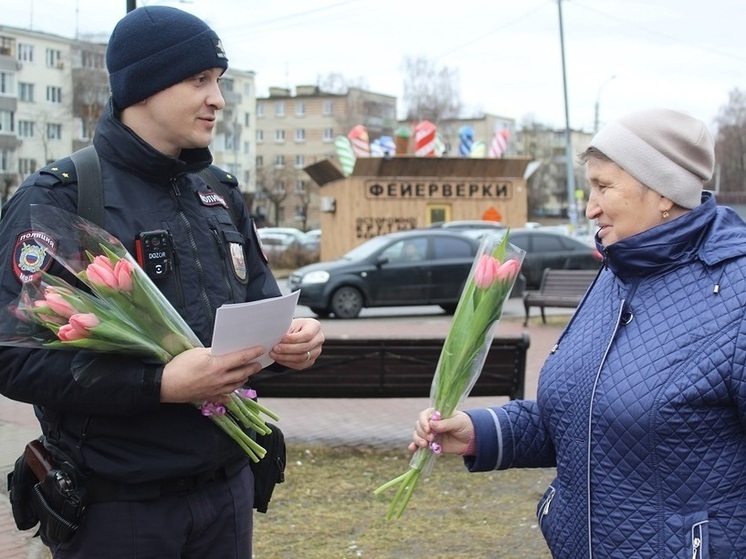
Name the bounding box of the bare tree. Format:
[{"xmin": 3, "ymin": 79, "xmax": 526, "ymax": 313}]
[
  {"xmin": 255, "ymin": 164, "xmax": 296, "ymax": 227},
  {"xmin": 713, "ymin": 88, "xmax": 746, "ymax": 193},
  {"xmin": 316, "ymin": 72, "xmax": 369, "ymax": 94},
  {"xmin": 401, "ymin": 56, "xmax": 462, "ymax": 123}
]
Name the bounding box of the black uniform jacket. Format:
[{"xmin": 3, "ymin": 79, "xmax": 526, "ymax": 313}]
[{"xmin": 0, "ymin": 100, "xmax": 281, "ymax": 483}]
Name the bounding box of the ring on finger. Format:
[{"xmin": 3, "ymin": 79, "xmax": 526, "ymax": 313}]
[{"xmin": 305, "ymin": 350, "xmax": 311, "ymax": 362}]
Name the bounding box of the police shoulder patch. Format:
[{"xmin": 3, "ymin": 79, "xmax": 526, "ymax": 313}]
[{"xmin": 13, "ymin": 230, "xmax": 57, "ymax": 283}]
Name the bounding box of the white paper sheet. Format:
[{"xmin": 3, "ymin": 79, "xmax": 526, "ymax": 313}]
[{"xmin": 210, "ymin": 290, "xmax": 300, "ymax": 368}]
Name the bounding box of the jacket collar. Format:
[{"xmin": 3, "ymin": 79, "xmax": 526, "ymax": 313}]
[
  {"xmin": 599, "ymin": 192, "xmax": 717, "ymax": 282},
  {"xmin": 92, "ymin": 98, "xmax": 213, "ymax": 182}
]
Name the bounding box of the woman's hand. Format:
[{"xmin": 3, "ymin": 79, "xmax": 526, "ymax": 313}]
[{"xmin": 408, "ymin": 407, "xmax": 475, "ymax": 455}]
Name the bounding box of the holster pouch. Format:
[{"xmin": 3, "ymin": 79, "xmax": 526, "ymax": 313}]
[
  {"xmin": 251, "ymin": 423, "xmax": 286, "ymax": 513},
  {"xmin": 7, "ymin": 453, "xmax": 39, "ymax": 530},
  {"xmin": 30, "ymin": 468, "xmax": 87, "ymax": 544},
  {"xmin": 7, "ymin": 438, "xmax": 87, "ymax": 544}
]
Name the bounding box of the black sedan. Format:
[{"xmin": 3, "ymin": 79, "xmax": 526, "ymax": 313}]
[{"xmin": 287, "ymin": 230, "xmax": 484, "ymax": 318}]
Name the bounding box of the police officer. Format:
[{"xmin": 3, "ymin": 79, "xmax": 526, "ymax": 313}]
[{"xmin": 0, "ymin": 6, "xmax": 324, "ymax": 558}]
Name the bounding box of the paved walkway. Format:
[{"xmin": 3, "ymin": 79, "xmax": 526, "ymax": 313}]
[{"xmin": 0, "ymin": 299, "xmax": 568, "ymax": 558}]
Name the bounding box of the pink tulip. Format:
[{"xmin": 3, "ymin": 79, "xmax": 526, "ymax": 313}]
[
  {"xmin": 57, "ymin": 313, "xmax": 100, "ymax": 341},
  {"xmin": 474, "ymin": 255, "xmax": 500, "ymax": 289},
  {"xmin": 113, "ymin": 259, "xmax": 134, "ymax": 292},
  {"xmin": 496, "ymin": 259, "xmax": 521, "ymax": 281},
  {"xmin": 37, "ymin": 289, "xmax": 76, "ymax": 318},
  {"xmin": 87, "ymin": 256, "xmax": 133, "ymax": 291}
]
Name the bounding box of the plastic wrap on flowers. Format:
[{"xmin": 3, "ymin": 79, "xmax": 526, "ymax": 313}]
[
  {"xmin": 373, "ymin": 231, "xmax": 525, "ymax": 519},
  {"xmin": 0, "ymin": 204, "xmax": 279, "ymax": 462}
]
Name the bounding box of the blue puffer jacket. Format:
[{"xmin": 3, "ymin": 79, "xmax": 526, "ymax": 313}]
[
  {"xmin": 0, "ymin": 101, "xmax": 281, "ymax": 484},
  {"xmin": 466, "ymin": 193, "xmax": 746, "ymax": 558}
]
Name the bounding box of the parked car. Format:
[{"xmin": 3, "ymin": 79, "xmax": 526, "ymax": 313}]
[
  {"xmin": 460, "ymin": 228, "xmax": 602, "ymax": 290},
  {"xmin": 258, "ymin": 226, "xmax": 308, "ymax": 247},
  {"xmin": 287, "ymin": 230, "xmax": 482, "ymax": 318},
  {"xmin": 429, "ymin": 220, "xmax": 506, "ymax": 230},
  {"xmin": 302, "ymin": 228, "xmax": 321, "ymax": 251},
  {"xmin": 256, "ymin": 230, "xmax": 297, "ymax": 260}
]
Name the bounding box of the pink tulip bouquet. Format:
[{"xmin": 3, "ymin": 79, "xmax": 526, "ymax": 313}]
[
  {"xmin": 373, "ymin": 230, "xmax": 525, "ymax": 519},
  {"xmin": 0, "ymin": 204, "xmax": 278, "ymax": 462}
]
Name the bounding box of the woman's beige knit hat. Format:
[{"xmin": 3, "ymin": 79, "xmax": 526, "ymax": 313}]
[{"xmin": 590, "ymin": 108, "xmax": 715, "ymax": 209}]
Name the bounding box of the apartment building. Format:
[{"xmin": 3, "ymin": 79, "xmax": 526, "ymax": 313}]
[
  {"xmin": 0, "ymin": 25, "xmax": 255, "ymax": 205},
  {"xmin": 255, "ymin": 85, "xmax": 397, "ymax": 230}
]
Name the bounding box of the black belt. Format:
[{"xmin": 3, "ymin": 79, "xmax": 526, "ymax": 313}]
[{"xmin": 83, "ymin": 460, "xmax": 247, "ymax": 503}]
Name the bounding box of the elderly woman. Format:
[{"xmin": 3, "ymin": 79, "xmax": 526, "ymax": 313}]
[{"xmin": 410, "ymin": 108, "xmax": 746, "ymax": 558}]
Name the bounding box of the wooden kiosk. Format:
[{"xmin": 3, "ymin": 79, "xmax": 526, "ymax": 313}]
[{"xmin": 304, "ymin": 156, "xmax": 532, "ymax": 260}]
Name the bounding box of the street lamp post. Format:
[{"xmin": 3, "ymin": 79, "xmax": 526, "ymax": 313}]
[
  {"xmin": 594, "ymin": 75, "xmax": 616, "ymax": 132},
  {"xmin": 557, "ymin": 0, "xmax": 577, "ymax": 228}
]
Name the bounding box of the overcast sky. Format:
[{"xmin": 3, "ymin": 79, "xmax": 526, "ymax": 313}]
[{"xmin": 5, "ymin": 0, "xmax": 745, "ymax": 132}]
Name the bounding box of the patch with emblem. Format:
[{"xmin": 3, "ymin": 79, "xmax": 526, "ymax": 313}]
[
  {"xmin": 229, "ymin": 242, "xmax": 247, "ymax": 281},
  {"xmin": 13, "ymin": 230, "xmax": 57, "ymax": 283},
  {"xmin": 198, "ymin": 190, "xmax": 228, "ymax": 209}
]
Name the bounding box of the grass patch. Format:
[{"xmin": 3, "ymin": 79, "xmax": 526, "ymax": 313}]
[{"xmin": 254, "ymin": 444, "xmax": 555, "ymax": 558}]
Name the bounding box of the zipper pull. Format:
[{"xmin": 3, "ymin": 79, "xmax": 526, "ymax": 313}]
[{"xmin": 692, "ymin": 536, "xmax": 701, "ymax": 559}]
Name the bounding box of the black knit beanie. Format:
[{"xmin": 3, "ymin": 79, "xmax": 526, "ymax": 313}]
[{"xmin": 106, "ymin": 6, "xmax": 228, "ymax": 110}]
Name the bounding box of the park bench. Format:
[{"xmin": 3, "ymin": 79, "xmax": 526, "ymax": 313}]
[
  {"xmin": 251, "ymin": 334, "xmax": 530, "ymax": 400},
  {"xmin": 523, "ymin": 268, "xmax": 598, "ymax": 326}
]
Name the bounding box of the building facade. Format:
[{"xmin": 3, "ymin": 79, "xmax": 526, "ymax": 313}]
[
  {"xmin": 0, "ymin": 25, "xmax": 255, "ymax": 205},
  {"xmin": 254, "ymin": 85, "xmax": 397, "ymax": 230}
]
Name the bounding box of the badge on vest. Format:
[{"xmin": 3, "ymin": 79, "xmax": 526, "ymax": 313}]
[
  {"xmin": 13, "ymin": 230, "xmax": 57, "ymax": 283},
  {"xmin": 230, "ymin": 242, "xmax": 247, "ymax": 281}
]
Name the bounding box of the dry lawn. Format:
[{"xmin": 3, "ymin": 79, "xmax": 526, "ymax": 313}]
[{"xmin": 253, "ymin": 444, "xmax": 555, "ymax": 559}]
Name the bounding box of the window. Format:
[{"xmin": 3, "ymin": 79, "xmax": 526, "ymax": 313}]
[
  {"xmin": 0, "ymin": 149, "xmax": 9, "ymax": 172},
  {"xmin": 243, "ymin": 141, "xmax": 250, "ymax": 155},
  {"xmin": 256, "ymin": 155, "xmax": 263, "ymax": 167},
  {"xmin": 19, "ymin": 82, "xmax": 34, "ymax": 102},
  {"xmin": 323, "ymin": 128, "xmax": 334, "ymax": 142},
  {"xmin": 18, "ymin": 158, "xmax": 37, "ymax": 176},
  {"xmin": 257, "ymin": 103, "xmax": 264, "ymax": 117},
  {"xmin": 17, "ymin": 43, "xmax": 33, "ymax": 62},
  {"xmin": 432, "ymin": 237, "xmax": 475, "ymax": 259},
  {"xmin": 0, "ymin": 110, "xmax": 14, "ymax": 133},
  {"xmin": 274, "ymin": 101, "xmax": 285, "ymax": 117},
  {"xmin": 323, "ymin": 100, "xmax": 333, "ymax": 115},
  {"xmin": 46, "ymin": 86, "xmax": 62, "ymax": 103},
  {"xmin": 244, "ymin": 112, "xmax": 251, "ymax": 127},
  {"xmin": 80, "ymin": 50, "xmax": 104, "ymax": 69},
  {"xmin": 295, "ymin": 155, "xmax": 305, "ymax": 169},
  {"xmin": 256, "ymin": 129, "xmax": 264, "ymax": 142},
  {"xmin": 295, "ymin": 179, "xmax": 306, "ymax": 193},
  {"xmin": 294, "ymin": 205, "xmax": 305, "ymax": 219},
  {"xmin": 46, "ymin": 48, "xmax": 62, "ymax": 68},
  {"xmin": 18, "ymin": 120, "xmax": 34, "ymax": 138},
  {"xmin": 220, "ymin": 77, "xmax": 235, "ymax": 92},
  {"xmin": 295, "ymin": 128, "xmax": 305, "ymax": 142},
  {"xmin": 274, "ymin": 155, "xmax": 284, "ymax": 168},
  {"xmin": 47, "ymin": 123, "xmax": 62, "ymax": 139},
  {"xmin": 275, "ymin": 129, "xmax": 285, "ymax": 142},
  {"xmin": 243, "ymin": 82, "xmax": 251, "ymax": 96},
  {"xmin": 295, "ymin": 102, "xmax": 305, "ymax": 116},
  {"xmin": 0, "ymin": 72, "xmax": 14, "ymax": 95},
  {"xmin": 0, "ymin": 37, "xmax": 13, "ymax": 57}
]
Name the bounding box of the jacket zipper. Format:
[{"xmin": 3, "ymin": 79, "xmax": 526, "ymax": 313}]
[
  {"xmin": 209, "ymin": 225, "xmax": 235, "ymax": 300},
  {"xmin": 168, "ymin": 231, "xmax": 185, "ymax": 308},
  {"xmin": 538, "ymin": 486, "xmax": 555, "ymax": 529},
  {"xmin": 171, "ymin": 177, "xmax": 214, "ymax": 330},
  {"xmin": 691, "ymin": 521, "xmax": 706, "ymax": 559}
]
